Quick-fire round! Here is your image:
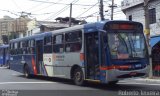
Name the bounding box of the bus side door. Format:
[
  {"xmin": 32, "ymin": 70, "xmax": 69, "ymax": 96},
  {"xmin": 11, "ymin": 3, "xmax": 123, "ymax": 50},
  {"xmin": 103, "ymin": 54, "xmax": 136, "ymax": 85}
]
[
  {"xmin": 36, "ymin": 40, "xmax": 43, "ymax": 74},
  {"xmin": 84, "ymin": 32, "xmax": 100, "ymax": 80}
]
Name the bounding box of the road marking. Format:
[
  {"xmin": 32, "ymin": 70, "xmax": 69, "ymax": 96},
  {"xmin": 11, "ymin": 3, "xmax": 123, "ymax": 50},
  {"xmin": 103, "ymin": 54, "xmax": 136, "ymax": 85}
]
[
  {"xmin": 0, "ymin": 82, "xmax": 56, "ymax": 85},
  {"xmin": 119, "ymin": 82, "xmax": 160, "ymax": 86}
]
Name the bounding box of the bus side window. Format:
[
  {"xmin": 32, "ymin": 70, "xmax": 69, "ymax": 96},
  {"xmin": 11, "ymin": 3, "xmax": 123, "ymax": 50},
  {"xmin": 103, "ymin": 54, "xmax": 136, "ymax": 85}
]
[
  {"xmin": 26, "ymin": 41, "xmax": 29, "ymax": 54},
  {"xmin": 19, "ymin": 41, "xmax": 22, "ymax": 54},
  {"xmin": 10, "ymin": 43, "xmax": 14, "ymax": 55},
  {"xmin": 22, "ymin": 41, "xmax": 26, "ymax": 54},
  {"xmin": 65, "ymin": 31, "xmax": 82, "ymax": 52},
  {"xmin": 0, "ymin": 49, "xmax": 2, "ymax": 57},
  {"xmin": 14, "ymin": 42, "xmax": 18, "ymax": 55},
  {"xmin": 11, "ymin": 43, "xmax": 15, "ymax": 55},
  {"xmin": 44, "ymin": 36, "xmax": 52, "ymax": 53},
  {"xmin": 30, "ymin": 40, "xmax": 35, "ymax": 54},
  {"xmin": 53, "ymin": 34, "xmax": 64, "ymax": 53}
]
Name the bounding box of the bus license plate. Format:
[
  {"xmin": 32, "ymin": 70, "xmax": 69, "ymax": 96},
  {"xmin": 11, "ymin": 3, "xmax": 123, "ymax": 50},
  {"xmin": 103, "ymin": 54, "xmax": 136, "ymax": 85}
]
[
  {"xmin": 135, "ymin": 64, "xmax": 141, "ymax": 68},
  {"xmin": 130, "ymin": 72, "xmax": 137, "ymax": 76}
]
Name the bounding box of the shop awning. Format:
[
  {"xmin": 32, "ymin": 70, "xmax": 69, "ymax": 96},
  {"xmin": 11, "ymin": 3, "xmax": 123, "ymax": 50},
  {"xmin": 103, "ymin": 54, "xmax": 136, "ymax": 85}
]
[{"xmin": 151, "ymin": 36, "xmax": 160, "ymax": 47}]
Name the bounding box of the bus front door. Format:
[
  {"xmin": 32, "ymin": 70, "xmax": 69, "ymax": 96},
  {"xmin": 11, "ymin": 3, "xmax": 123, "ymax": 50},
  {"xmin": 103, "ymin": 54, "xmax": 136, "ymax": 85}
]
[
  {"xmin": 36, "ymin": 40, "xmax": 43, "ymax": 74},
  {"xmin": 85, "ymin": 32, "xmax": 100, "ymax": 80}
]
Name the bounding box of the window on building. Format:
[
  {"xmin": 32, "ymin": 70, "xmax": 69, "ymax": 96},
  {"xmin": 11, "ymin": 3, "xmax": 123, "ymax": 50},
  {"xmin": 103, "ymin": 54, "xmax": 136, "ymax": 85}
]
[
  {"xmin": 149, "ymin": 8, "xmax": 156, "ymax": 24},
  {"xmin": 129, "ymin": 15, "xmax": 132, "ymax": 21}
]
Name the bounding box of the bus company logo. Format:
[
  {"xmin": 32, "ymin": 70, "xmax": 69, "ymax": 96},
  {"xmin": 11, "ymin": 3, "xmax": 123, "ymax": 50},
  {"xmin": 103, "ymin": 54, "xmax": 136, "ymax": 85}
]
[{"xmin": 48, "ymin": 58, "xmax": 51, "ymax": 62}]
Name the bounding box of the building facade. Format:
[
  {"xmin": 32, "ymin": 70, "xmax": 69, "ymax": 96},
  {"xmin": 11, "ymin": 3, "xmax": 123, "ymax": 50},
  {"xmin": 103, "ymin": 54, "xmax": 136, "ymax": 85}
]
[
  {"xmin": 121, "ymin": 0, "xmax": 160, "ymax": 36},
  {"xmin": 0, "ymin": 16, "xmax": 31, "ymax": 44},
  {"xmin": 121, "ymin": 0, "xmax": 160, "ymax": 77},
  {"xmin": 0, "ymin": 16, "xmax": 14, "ymax": 44},
  {"xmin": 26, "ymin": 19, "xmax": 70, "ymax": 37}
]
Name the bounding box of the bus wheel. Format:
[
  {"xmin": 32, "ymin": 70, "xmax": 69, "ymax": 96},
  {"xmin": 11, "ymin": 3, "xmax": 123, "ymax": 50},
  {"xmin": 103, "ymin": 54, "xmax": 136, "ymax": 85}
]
[
  {"xmin": 24, "ymin": 65, "xmax": 30, "ymax": 78},
  {"xmin": 73, "ymin": 68, "xmax": 84, "ymax": 86}
]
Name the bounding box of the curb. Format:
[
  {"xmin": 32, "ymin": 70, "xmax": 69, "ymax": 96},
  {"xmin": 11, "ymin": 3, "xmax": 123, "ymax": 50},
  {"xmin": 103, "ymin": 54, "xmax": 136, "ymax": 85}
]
[{"xmin": 134, "ymin": 78, "xmax": 160, "ymax": 83}]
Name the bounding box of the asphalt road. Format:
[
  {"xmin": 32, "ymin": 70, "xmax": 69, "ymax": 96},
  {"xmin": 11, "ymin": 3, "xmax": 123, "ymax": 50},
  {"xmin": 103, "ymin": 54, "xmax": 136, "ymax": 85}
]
[{"xmin": 1, "ymin": 67, "xmax": 160, "ymax": 96}]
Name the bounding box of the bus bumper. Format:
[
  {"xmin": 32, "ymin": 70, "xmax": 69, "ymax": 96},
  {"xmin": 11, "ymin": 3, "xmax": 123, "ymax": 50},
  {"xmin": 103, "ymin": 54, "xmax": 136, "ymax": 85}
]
[{"xmin": 105, "ymin": 65, "xmax": 150, "ymax": 83}]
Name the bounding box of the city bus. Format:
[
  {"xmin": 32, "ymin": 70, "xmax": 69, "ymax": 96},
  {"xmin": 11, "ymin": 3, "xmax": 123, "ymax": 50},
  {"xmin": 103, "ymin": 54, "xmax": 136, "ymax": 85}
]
[
  {"xmin": 9, "ymin": 20, "xmax": 149, "ymax": 85},
  {"xmin": 0, "ymin": 44, "xmax": 9, "ymax": 67}
]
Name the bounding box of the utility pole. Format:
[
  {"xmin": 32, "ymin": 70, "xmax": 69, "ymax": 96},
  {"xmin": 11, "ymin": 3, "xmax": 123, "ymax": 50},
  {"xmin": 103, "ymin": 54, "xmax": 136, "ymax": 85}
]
[
  {"xmin": 0, "ymin": 22, "xmax": 2, "ymax": 44},
  {"xmin": 99, "ymin": 0, "xmax": 104, "ymax": 21},
  {"xmin": 144, "ymin": 0, "xmax": 152, "ymax": 78},
  {"xmin": 7, "ymin": 21, "xmax": 9, "ymax": 44},
  {"xmin": 109, "ymin": 0, "xmax": 117, "ymax": 20},
  {"xmin": 69, "ymin": 3, "xmax": 72, "ymax": 27}
]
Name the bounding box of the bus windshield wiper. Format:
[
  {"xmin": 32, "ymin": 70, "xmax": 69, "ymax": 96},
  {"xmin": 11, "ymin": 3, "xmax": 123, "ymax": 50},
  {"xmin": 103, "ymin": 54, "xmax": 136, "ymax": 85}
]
[
  {"xmin": 128, "ymin": 33, "xmax": 138, "ymax": 57},
  {"xmin": 114, "ymin": 32, "xmax": 129, "ymax": 54}
]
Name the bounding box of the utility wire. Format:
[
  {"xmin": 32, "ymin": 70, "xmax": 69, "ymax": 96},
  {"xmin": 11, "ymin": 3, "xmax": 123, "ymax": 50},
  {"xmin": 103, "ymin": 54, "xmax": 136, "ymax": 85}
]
[
  {"xmin": 25, "ymin": 2, "xmax": 44, "ymax": 12},
  {"xmin": 44, "ymin": 0, "xmax": 79, "ymax": 20},
  {"xmin": 11, "ymin": 0, "xmax": 22, "ymax": 11},
  {"xmin": 76, "ymin": 2, "xmax": 99, "ymax": 18},
  {"xmin": 44, "ymin": 5, "xmax": 69, "ymax": 20},
  {"xmin": 29, "ymin": 0, "xmax": 97, "ymax": 6},
  {"xmin": 30, "ymin": 0, "xmax": 64, "ymax": 12},
  {"xmin": 0, "ymin": 9, "xmax": 20, "ymax": 16},
  {"xmin": 77, "ymin": 11, "xmax": 99, "ymax": 19}
]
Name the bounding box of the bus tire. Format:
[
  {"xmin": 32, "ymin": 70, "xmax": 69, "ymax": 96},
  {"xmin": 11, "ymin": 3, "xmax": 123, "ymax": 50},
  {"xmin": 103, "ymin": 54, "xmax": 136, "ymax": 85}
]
[
  {"xmin": 73, "ymin": 68, "xmax": 84, "ymax": 86},
  {"xmin": 24, "ymin": 65, "xmax": 30, "ymax": 78}
]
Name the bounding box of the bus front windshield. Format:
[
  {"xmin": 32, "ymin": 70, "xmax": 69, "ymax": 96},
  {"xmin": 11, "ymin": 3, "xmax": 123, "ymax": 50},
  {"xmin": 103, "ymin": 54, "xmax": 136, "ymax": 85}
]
[{"xmin": 108, "ymin": 31, "xmax": 147, "ymax": 59}]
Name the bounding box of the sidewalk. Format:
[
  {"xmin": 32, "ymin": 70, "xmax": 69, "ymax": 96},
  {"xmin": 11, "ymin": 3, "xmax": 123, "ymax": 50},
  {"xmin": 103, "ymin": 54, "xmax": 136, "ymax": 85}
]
[
  {"xmin": 134, "ymin": 78, "xmax": 160, "ymax": 83},
  {"xmin": 0, "ymin": 66, "xmax": 8, "ymax": 69},
  {"xmin": 120, "ymin": 77, "xmax": 160, "ymax": 84}
]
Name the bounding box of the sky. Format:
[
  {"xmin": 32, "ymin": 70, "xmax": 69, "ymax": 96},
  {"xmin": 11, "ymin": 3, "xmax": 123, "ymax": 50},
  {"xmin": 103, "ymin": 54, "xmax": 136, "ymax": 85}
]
[{"xmin": 0, "ymin": 0, "xmax": 126, "ymax": 22}]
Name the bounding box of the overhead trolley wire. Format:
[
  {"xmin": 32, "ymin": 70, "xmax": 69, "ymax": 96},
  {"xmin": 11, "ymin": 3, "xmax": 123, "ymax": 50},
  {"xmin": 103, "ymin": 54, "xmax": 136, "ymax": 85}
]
[
  {"xmin": 0, "ymin": 9, "xmax": 20, "ymax": 16},
  {"xmin": 77, "ymin": 11, "xmax": 99, "ymax": 20},
  {"xmin": 76, "ymin": 2, "xmax": 99, "ymax": 18},
  {"xmin": 30, "ymin": 0, "xmax": 64, "ymax": 12},
  {"xmin": 11, "ymin": 0, "xmax": 23, "ymax": 11},
  {"xmin": 25, "ymin": 2, "xmax": 44, "ymax": 12},
  {"xmin": 44, "ymin": 0, "xmax": 79, "ymax": 20},
  {"xmin": 29, "ymin": 0, "xmax": 97, "ymax": 6}
]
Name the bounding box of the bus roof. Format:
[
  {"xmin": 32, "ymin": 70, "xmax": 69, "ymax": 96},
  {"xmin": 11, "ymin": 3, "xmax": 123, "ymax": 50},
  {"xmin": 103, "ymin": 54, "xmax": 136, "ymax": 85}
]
[
  {"xmin": 10, "ymin": 20, "xmax": 142, "ymax": 43},
  {"xmin": 49, "ymin": 20, "xmax": 109, "ymax": 34},
  {"xmin": 10, "ymin": 32, "xmax": 52, "ymax": 43}
]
